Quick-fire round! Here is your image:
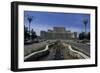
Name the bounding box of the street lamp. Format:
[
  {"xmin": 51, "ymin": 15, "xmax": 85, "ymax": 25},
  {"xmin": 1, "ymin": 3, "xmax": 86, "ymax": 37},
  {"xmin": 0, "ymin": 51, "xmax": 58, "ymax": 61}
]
[
  {"xmin": 83, "ymin": 19, "xmax": 88, "ymax": 33},
  {"xmin": 27, "ymin": 16, "xmax": 33, "ymax": 40}
]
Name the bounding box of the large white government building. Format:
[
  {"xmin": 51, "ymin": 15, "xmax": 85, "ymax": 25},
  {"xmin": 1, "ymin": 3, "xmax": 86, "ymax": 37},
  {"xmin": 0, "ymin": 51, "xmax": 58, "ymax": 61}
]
[{"xmin": 40, "ymin": 27, "xmax": 77, "ymax": 40}]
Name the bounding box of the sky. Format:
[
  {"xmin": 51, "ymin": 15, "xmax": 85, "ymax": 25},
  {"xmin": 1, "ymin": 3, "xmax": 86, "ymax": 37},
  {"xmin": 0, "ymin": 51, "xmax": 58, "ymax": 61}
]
[{"xmin": 24, "ymin": 11, "xmax": 90, "ymax": 36}]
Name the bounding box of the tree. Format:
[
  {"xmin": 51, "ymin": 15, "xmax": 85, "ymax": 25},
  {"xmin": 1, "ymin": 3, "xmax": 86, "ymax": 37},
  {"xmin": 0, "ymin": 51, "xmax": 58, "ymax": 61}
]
[
  {"xmin": 87, "ymin": 32, "xmax": 90, "ymax": 40},
  {"xmin": 24, "ymin": 25, "xmax": 29, "ymax": 41},
  {"xmin": 79, "ymin": 32, "xmax": 84, "ymax": 40},
  {"xmin": 31, "ymin": 29, "xmax": 37, "ymax": 40},
  {"xmin": 79, "ymin": 32, "xmax": 90, "ymax": 40}
]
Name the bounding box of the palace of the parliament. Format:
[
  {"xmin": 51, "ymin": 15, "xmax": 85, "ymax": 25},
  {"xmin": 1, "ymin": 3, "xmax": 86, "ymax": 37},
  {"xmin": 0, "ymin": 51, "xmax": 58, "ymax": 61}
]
[{"xmin": 40, "ymin": 27, "xmax": 77, "ymax": 40}]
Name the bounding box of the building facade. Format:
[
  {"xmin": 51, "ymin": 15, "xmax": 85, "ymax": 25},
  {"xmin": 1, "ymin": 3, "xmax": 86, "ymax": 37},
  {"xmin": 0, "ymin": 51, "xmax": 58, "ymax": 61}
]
[{"xmin": 40, "ymin": 27, "xmax": 77, "ymax": 40}]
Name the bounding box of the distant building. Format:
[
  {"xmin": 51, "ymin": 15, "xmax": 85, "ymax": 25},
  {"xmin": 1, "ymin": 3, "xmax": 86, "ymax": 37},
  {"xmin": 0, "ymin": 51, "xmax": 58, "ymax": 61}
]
[{"xmin": 40, "ymin": 27, "xmax": 77, "ymax": 40}]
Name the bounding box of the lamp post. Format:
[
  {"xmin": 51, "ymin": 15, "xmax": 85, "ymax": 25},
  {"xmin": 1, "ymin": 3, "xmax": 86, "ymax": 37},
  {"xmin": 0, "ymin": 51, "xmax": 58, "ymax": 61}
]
[
  {"xmin": 27, "ymin": 16, "xmax": 33, "ymax": 40},
  {"xmin": 83, "ymin": 19, "xmax": 88, "ymax": 40},
  {"xmin": 83, "ymin": 19, "xmax": 88, "ymax": 33}
]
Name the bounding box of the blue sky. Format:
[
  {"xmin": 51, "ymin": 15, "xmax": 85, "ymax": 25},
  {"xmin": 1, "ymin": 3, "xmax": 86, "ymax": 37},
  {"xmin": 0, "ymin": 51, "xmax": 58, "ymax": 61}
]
[{"xmin": 24, "ymin": 11, "xmax": 90, "ymax": 36}]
